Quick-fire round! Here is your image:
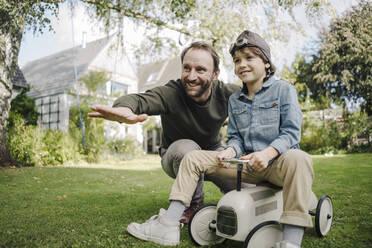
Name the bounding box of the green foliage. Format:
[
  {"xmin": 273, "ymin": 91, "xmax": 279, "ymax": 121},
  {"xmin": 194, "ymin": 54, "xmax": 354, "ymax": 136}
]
[
  {"xmin": 7, "ymin": 113, "xmax": 40, "ymax": 166},
  {"xmin": 300, "ymin": 117, "xmax": 346, "ymax": 154},
  {"xmin": 342, "ymin": 110, "xmax": 372, "ymax": 148},
  {"xmin": 8, "ymin": 88, "xmax": 38, "ymax": 128},
  {"xmin": 79, "ymin": 70, "xmax": 110, "ymax": 95},
  {"xmin": 292, "ymin": 1, "xmax": 372, "ymax": 115},
  {"xmin": 69, "ymin": 104, "xmax": 106, "ymax": 163},
  {"xmin": 281, "ymin": 55, "xmax": 332, "ymax": 110},
  {"xmin": 300, "ymin": 110, "xmax": 371, "ymax": 154},
  {"xmin": 7, "ymin": 113, "xmax": 80, "ymax": 166},
  {"xmin": 107, "ymin": 137, "xmax": 144, "ymax": 159},
  {"xmin": 68, "ymin": 70, "xmax": 113, "ymax": 162}
]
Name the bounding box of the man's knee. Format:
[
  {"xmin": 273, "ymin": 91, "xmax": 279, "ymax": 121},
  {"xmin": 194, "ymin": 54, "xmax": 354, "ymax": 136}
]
[
  {"xmin": 166, "ymin": 139, "xmax": 201, "ymax": 161},
  {"xmin": 161, "ymin": 139, "xmax": 201, "ymax": 178}
]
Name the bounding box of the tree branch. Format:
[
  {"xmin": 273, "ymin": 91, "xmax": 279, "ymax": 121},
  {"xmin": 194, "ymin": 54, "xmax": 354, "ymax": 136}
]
[{"xmin": 81, "ymin": 0, "xmax": 200, "ymax": 39}]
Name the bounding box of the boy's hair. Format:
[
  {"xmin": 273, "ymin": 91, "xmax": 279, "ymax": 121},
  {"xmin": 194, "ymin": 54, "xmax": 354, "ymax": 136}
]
[{"xmin": 181, "ymin": 41, "xmax": 220, "ymax": 72}]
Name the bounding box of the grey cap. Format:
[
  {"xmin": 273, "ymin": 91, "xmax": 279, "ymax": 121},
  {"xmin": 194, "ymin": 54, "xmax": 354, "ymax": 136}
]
[{"xmin": 229, "ymin": 30, "xmax": 276, "ymax": 75}]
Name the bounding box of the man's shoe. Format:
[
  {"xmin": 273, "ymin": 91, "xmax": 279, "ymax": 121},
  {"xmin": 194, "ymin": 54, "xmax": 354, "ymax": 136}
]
[
  {"xmin": 127, "ymin": 209, "xmax": 181, "ymax": 246},
  {"xmin": 180, "ymin": 201, "xmax": 204, "ymax": 224},
  {"xmin": 273, "ymin": 241, "xmax": 300, "ymax": 248}
]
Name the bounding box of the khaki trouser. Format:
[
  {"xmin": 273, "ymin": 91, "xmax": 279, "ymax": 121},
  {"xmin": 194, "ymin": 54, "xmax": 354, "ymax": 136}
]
[
  {"xmin": 169, "ymin": 149, "xmax": 314, "ymax": 228},
  {"xmin": 161, "ymin": 139, "xmax": 237, "ymax": 205}
]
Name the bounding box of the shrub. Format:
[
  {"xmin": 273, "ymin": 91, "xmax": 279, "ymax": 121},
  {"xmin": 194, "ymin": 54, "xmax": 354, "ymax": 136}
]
[
  {"xmin": 69, "ymin": 104, "xmax": 106, "ymax": 163},
  {"xmin": 107, "ymin": 137, "xmax": 144, "ymax": 159},
  {"xmin": 7, "ymin": 113, "xmax": 80, "ymax": 166},
  {"xmin": 7, "ymin": 113, "xmax": 41, "ymax": 166},
  {"xmin": 8, "ymin": 89, "xmax": 38, "ymax": 127},
  {"xmin": 300, "ymin": 117, "xmax": 346, "ymax": 154}
]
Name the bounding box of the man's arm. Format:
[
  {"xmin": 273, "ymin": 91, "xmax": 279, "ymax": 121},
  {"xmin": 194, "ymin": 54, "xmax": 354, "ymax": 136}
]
[
  {"xmin": 88, "ymin": 106, "xmax": 148, "ymax": 124},
  {"xmin": 89, "ymin": 80, "xmax": 179, "ymax": 123},
  {"xmin": 113, "ymin": 80, "xmax": 179, "ymax": 115}
]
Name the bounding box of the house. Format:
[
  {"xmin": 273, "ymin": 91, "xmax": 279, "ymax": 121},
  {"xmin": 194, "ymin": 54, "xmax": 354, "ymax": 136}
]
[{"xmin": 21, "ymin": 36, "xmax": 142, "ymax": 142}]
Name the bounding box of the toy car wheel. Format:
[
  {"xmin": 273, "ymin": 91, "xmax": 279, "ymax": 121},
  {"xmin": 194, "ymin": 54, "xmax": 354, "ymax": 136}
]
[
  {"xmin": 188, "ymin": 203, "xmax": 226, "ymax": 246},
  {"xmin": 315, "ymin": 195, "xmax": 333, "ymax": 237},
  {"xmin": 244, "ymin": 220, "xmax": 282, "ymax": 248}
]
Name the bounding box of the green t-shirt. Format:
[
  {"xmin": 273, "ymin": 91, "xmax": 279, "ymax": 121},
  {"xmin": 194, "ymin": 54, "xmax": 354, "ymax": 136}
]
[{"xmin": 113, "ymin": 79, "xmax": 240, "ymax": 150}]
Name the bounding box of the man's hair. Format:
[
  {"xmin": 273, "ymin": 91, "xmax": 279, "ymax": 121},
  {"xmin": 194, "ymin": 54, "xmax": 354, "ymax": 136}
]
[{"xmin": 180, "ymin": 41, "xmax": 220, "ymax": 72}]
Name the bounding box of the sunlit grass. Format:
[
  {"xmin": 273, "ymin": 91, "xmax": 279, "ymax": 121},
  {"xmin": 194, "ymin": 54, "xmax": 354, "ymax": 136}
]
[{"xmin": 0, "ymin": 153, "xmax": 371, "ymax": 247}]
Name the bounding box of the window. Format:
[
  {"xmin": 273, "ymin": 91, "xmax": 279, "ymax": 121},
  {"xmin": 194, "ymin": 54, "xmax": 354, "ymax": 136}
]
[{"xmin": 111, "ymin": 81, "xmax": 128, "ymax": 96}]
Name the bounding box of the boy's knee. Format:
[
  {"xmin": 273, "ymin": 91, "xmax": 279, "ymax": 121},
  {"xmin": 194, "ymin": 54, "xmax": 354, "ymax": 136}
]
[{"xmin": 282, "ymin": 150, "xmax": 313, "ymax": 176}]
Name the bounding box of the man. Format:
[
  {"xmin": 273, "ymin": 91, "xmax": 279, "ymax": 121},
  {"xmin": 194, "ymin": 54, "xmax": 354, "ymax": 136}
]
[{"xmin": 88, "ymin": 41, "xmax": 240, "ymax": 224}]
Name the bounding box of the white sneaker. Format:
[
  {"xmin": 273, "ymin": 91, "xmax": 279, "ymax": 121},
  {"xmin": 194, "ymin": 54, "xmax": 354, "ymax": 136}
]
[
  {"xmin": 127, "ymin": 209, "xmax": 181, "ymax": 246},
  {"xmin": 273, "ymin": 241, "xmax": 300, "ymax": 248}
]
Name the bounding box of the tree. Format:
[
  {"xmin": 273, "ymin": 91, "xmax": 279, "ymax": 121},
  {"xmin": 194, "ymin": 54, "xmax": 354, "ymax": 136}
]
[
  {"xmin": 281, "ymin": 55, "xmax": 331, "ymax": 111},
  {"xmin": 0, "ymin": 0, "xmax": 332, "ymax": 165},
  {"xmin": 311, "ymin": 0, "xmax": 372, "ymax": 115}
]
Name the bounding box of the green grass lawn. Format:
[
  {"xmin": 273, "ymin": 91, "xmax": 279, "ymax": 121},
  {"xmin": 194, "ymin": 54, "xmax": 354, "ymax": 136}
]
[{"xmin": 0, "ymin": 153, "xmax": 371, "ymax": 248}]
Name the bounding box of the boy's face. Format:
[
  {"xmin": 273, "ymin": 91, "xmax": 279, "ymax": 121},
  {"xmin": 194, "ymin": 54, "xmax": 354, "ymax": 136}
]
[{"xmin": 233, "ymin": 47, "xmax": 269, "ymax": 85}]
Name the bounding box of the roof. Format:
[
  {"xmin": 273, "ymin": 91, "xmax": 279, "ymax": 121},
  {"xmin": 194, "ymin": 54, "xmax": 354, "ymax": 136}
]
[
  {"xmin": 22, "ymin": 36, "xmax": 112, "ymax": 97},
  {"xmin": 13, "ymin": 67, "xmax": 28, "ymax": 89},
  {"xmin": 138, "ymin": 56, "xmax": 181, "ymax": 92}
]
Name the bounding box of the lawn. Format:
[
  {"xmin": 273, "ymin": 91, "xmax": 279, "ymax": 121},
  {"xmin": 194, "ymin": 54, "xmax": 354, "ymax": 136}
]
[{"xmin": 0, "ymin": 153, "xmax": 371, "ymax": 248}]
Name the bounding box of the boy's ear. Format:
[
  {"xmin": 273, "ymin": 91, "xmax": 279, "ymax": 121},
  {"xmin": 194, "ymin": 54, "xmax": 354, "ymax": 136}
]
[{"xmin": 265, "ymin": 63, "xmax": 270, "ymax": 68}]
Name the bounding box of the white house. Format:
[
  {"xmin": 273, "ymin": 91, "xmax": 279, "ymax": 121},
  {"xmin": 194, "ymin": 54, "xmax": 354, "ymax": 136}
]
[{"xmin": 22, "ymin": 36, "xmax": 142, "ymax": 142}]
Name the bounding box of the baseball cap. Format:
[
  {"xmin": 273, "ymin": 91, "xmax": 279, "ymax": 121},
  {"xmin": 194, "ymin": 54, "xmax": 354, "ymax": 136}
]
[{"xmin": 229, "ymin": 30, "xmax": 276, "ymax": 74}]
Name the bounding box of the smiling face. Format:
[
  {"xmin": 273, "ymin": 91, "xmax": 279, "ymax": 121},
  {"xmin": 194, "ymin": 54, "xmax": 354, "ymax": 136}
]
[
  {"xmin": 181, "ymin": 48, "xmax": 220, "ymax": 103},
  {"xmin": 233, "ymin": 47, "xmax": 270, "ymax": 86}
]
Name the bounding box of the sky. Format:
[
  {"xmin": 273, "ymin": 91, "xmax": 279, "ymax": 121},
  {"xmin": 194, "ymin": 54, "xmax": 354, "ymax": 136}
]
[{"xmin": 18, "ymin": 0, "xmax": 360, "ymax": 72}]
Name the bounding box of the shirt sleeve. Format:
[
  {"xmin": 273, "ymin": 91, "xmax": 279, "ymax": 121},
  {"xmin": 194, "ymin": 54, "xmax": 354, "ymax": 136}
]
[
  {"xmin": 269, "ymin": 83, "xmax": 302, "ymax": 154},
  {"xmin": 112, "ymin": 80, "xmax": 178, "ymax": 115},
  {"xmin": 226, "ymin": 99, "xmax": 245, "ymax": 158}
]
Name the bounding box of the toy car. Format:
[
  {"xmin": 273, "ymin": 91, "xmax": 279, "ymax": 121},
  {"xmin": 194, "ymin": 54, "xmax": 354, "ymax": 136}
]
[{"xmin": 188, "ymin": 158, "xmax": 333, "ymax": 247}]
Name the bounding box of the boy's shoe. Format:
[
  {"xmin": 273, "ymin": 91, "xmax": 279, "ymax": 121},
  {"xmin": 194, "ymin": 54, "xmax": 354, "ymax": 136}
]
[
  {"xmin": 273, "ymin": 241, "xmax": 300, "ymax": 248},
  {"xmin": 127, "ymin": 209, "xmax": 181, "ymax": 246}
]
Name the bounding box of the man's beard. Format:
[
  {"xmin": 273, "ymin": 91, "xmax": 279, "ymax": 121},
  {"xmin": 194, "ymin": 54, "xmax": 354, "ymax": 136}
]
[{"xmin": 182, "ymin": 78, "xmax": 213, "ymax": 99}]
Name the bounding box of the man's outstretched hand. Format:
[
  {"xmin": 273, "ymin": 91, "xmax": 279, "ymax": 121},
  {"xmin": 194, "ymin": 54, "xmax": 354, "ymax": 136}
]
[{"xmin": 88, "ymin": 106, "xmax": 148, "ymax": 124}]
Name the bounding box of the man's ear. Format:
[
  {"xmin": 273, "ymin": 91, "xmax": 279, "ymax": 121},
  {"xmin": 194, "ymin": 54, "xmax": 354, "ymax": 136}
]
[
  {"xmin": 213, "ymin": 69, "xmax": 220, "ymax": 81},
  {"xmin": 265, "ymin": 63, "xmax": 270, "ymax": 68}
]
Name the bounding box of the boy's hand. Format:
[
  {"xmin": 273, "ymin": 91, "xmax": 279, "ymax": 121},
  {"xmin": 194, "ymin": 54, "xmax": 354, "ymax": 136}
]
[
  {"xmin": 216, "ymin": 147, "xmax": 236, "ymax": 168},
  {"xmin": 241, "ymin": 146, "xmax": 279, "ymax": 172}
]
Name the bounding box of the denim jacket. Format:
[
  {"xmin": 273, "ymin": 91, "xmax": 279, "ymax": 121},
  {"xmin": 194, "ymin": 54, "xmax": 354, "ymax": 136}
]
[{"xmin": 227, "ymin": 76, "xmax": 302, "ymax": 158}]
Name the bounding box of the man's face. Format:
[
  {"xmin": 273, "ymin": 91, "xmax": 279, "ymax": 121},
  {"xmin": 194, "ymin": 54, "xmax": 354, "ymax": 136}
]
[{"xmin": 181, "ymin": 48, "xmax": 219, "ymax": 103}]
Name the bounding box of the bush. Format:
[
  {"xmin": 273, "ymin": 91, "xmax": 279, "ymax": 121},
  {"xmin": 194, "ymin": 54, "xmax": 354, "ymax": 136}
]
[
  {"xmin": 69, "ymin": 105, "xmax": 106, "ymax": 163},
  {"xmin": 8, "ymin": 89, "xmax": 38, "ymax": 127},
  {"xmin": 300, "ymin": 110, "xmax": 371, "ymax": 154},
  {"xmin": 300, "ymin": 117, "xmax": 347, "ymax": 154},
  {"xmin": 107, "ymin": 137, "xmax": 144, "ymax": 159},
  {"xmin": 7, "ymin": 113, "xmax": 80, "ymax": 166}
]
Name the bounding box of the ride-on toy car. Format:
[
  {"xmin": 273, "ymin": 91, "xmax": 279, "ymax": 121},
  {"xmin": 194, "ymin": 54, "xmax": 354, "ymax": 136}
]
[{"xmin": 188, "ymin": 158, "xmax": 333, "ymax": 247}]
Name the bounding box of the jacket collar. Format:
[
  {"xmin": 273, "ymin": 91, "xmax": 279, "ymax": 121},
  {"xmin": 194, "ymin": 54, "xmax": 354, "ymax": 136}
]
[{"xmin": 239, "ymin": 76, "xmax": 275, "ymax": 97}]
